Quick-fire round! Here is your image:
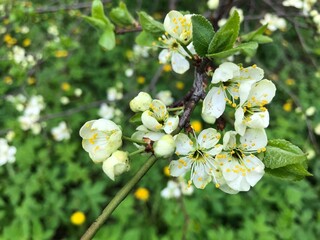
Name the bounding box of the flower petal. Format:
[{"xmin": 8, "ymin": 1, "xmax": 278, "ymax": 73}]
[
  {"xmin": 211, "ymin": 62, "xmax": 240, "ymax": 84},
  {"xmin": 197, "ymin": 128, "xmax": 221, "ymax": 149},
  {"xmin": 163, "ymin": 116, "xmax": 179, "ymax": 134},
  {"xmin": 240, "ymin": 128, "xmax": 267, "ymax": 151},
  {"xmin": 159, "ymin": 49, "xmax": 171, "ymax": 64},
  {"xmin": 141, "ymin": 110, "xmax": 162, "ymax": 132},
  {"xmin": 247, "ymin": 79, "xmax": 276, "ymax": 106},
  {"xmin": 171, "ymin": 52, "xmax": 190, "ymax": 74},
  {"xmin": 169, "ymin": 157, "xmax": 191, "ymax": 177},
  {"xmin": 174, "ymin": 133, "xmax": 194, "ymax": 155},
  {"xmin": 202, "ymin": 86, "xmax": 226, "ymax": 119},
  {"xmin": 246, "ymin": 111, "xmax": 270, "ymax": 129}
]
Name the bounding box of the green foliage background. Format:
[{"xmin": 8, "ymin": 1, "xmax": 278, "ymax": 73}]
[{"xmin": 0, "ymin": 0, "xmax": 320, "ymax": 239}]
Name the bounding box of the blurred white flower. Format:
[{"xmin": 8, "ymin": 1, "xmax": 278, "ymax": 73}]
[
  {"xmin": 125, "ymin": 68, "xmax": 134, "ymax": 77},
  {"xmin": 260, "ymin": 13, "xmax": 287, "ymax": 31},
  {"xmin": 102, "ymin": 150, "xmax": 130, "ymax": 180},
  {"xmin": 133, "ymin": 45, "xmax": 150, "ymax": 58},
  {"xmin": 161, "ymin": 180, "xmax": 181, "ymax": 199},
  {"xmin": 314, "ymin": 123, "xmax": 320, "ymax": 135},
  {"xmin": 74, "ymin": 88, "xmax": 83, "ymax": 97},
  {"xmin": 79, "ymin": 119, "xmax": 122, "ymax": 163},
  {"xmin": 51, "ymin": 122, "xmax": 71, "ymax": 141},
  {"xmin": 107, "ymin": 87, "xmax": 123, "ymax": 101},
  {"xmin": 60, "ymin": 96, "xmax": 70, "ymax": 105},
  {"xmin": 156, "ymin": 90, "xmax": 174, "ymax": 106},
  {"xmin": 98, "ymin": 103, "xmax": 115, "ymax": 120},
  {"xmin": 207, "ymin": 0, "xmax": 219, "ymax": 10},
  {"xmin": 5, "ymin": 131, "xmax": 15, "ymax": 142},
  {"xmin": 305, "ymin": 106, "xmax": 316, "ymax": 116},
  {"xmin": 48, "ymin": 25, "xmax": 59, "ymax": 36},
  {"xmin": 0, "ymin": 138, "xmax": 16, "ymax": 166}
]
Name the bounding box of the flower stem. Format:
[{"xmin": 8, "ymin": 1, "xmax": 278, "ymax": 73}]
[
  {"xmin": 122, "ymin": 135, "xmax": 147, "ymax": 145},
  {"xmin": 129, "ymin": 148, "xmax": 145, "ymax": 156},
  {"xmin": 178, "ymin": 40, "xmax": 195, "ymax": 60},
  {"xmin": 80, "ymin": 155, "xmax": 158, "ymax": 240},
  {"xmin": 167, "ymin": 106, "xmax": 184, "ymax": 112}
]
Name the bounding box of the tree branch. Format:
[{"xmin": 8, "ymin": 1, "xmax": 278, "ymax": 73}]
[{"xmin": 81, "ymin": 155, "xmax": 158, "ymax": 240}]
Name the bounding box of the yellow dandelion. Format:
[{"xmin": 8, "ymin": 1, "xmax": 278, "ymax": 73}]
[
  {"xmin": 22, "ymin": 38, "xmax": 31, "ymax": 47},
  {"xmin": 27, "ymin": 77, "xmax": 36, "ymax": 85},
  {"xmin": 125, "ymin": 50, "xmax": 134, "ymax": 60},
  {"xmin": 70, "ymin": 211, "xmax": 86, "ymax": 225},
  {"xmin": 175, "ymin": 81, "xmax": 184, "ymax": 90},
  {"xmin": 134, "ymin": 187, "xmax": 149, "ymax": 201},
  {"xmin": 61, "ymin": 82, "xmax": 71, "ymax": 91},
  {"xmin": 285, "ymin": 78, "xmax": 295, "ymax": 86},
  {"xmin": 3, "ymin": 34, "xmax": 17, "ymax": 45},
  {"xmin": 137, "ymin": 76, "xmax": 145, "ymax": 85},
  {"xmin": 163, "ymin": 166, "xmax": 170, "ymax": 177},
  {"xmin": 191, "ymin": 120, "xmax": 202, "ymax": 133},
  {"xmin": 163, "ymin": 64, "xmax": 172, "ymax": 72},
  {"xmin": 54, "ymin": 50, "xmax": 68, "ymax": 58},
  {"xmin": 4, "ymin": 76, "xmax": 13, "ymax": 85},
  {"xmin": 283, "ymin": 100, "xmax": 293, "ymax": 112},
  {"xmin": 3, "ymin": 19, "xmax": 10, "ymax": 25}
]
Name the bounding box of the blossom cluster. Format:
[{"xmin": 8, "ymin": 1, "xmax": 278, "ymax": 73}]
[{"xmin": 79, "ymin": 10, "xmax": 277, "ymax": 195}]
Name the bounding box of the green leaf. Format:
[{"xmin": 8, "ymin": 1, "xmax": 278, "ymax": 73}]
[
  {"xmin": 91, "ymin": 0, "xmax": 113, "ymax": 27},
  {"xmin": 263, "ymin": 139, "xmax": 308, "ymax": 169},
  {"xmin": 266, "ymin": 164, "xmax": 312, "ymax": 181},
  {"xmin": 109, "ymin": 2, "xmax": 135, "ymax": 26},
  {"xmin": 191, "ymin": 15, "xmax": 215, "ymax": 56},
  {"xmin": 135, "ymin": 31, "xmax": 157, "ymax": 47},
  {"xmin": 208, "ymin": 10, "xmax": 240, "ymax": 54},
  {"xmin": 241, "ymin": 24, "xmax": 272, "ymax": 44},
  {"xmin": 206, "ymin": 42, "xmax": 258, "ymax": 58},
  {"xmin": 138, "ymin": 11, "xmax": 164, "ymax": 36},
  {"xmin": 129, "ymin": 112, "xmax": 142, "ymax": 123},
  {"xmin": 98, "ymin": 28, "xmax": 116, "ymax": 50},
  {"xmin": 208, "ymin": 30, "xmax": 234, "ymax": 54},
  {"xmin": 82, "ymin": 16, "xmax": 106, "ymax": 30}
]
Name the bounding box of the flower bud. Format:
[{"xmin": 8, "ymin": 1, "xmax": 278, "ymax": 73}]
[
  {"xmin": 102, "ymin": 150, "xmax": 130, "ymax": 180},
  {"xmin": 129, "ymin": 92, "xmax": 152, "ymax": 112},
  {"xmin": 153, "ymin": 134, "xmax": 175, "ymax": 158}
]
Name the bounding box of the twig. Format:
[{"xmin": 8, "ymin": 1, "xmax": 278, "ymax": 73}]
[
  {"xmin": 81, "ymin": 155, "xmax": 158, "ymax": 240},
  {"xmin": 35, "ymin": 0, "xmax": 111, "ymax": 14}
]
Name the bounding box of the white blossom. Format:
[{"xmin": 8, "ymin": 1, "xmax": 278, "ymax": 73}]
[
  {"xmin": 217, "ymin": 129, "xmax": 267, "ymax": 192},
  {"xmin": 141, "ymin": 100, "xmax": 179, "ymax": 134},
  {"xmin": 234, "ymin": 79, "xmax": 276, "ymax": 136},
  {"xmin": 161, "ymin": 180, "xmax": 182, "ymax": 199},
  {"xmin": 163, "ymin": 10, "xmax": 193, "ymax": 44},
  {"xmin": 79, "ymin": 119, "xmax": 122, "ymax": 163},
  {"xmin": 169, "ymin": 128, "xmax": 224, "ymax": 189},
  {"xmin": 202, "ymin": 63, "xmax": 264, "ymax": 120}
]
